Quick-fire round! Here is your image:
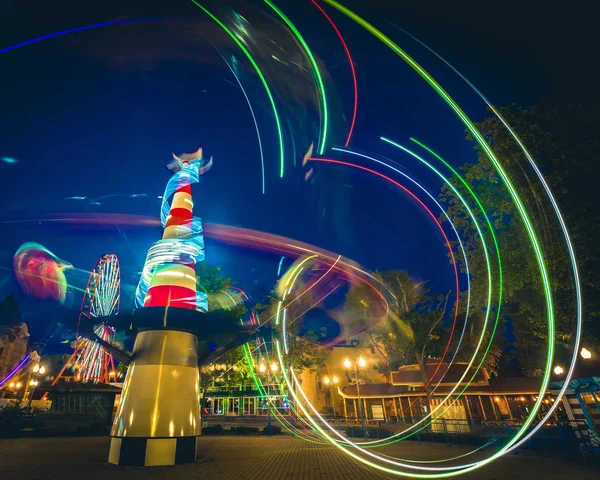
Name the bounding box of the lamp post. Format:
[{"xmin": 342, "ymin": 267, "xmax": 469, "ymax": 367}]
[
  {"xmin": 344, "ymin": 357, "xmax": 366, "ymax": 437},
  {"xmin": 256, "ymin": 360, "xmax": 279, "ymax": 435},
  {"xmin": 26, "ymin": 364, "xmax": 46, "ymax": 414},
  {"xmin": 322, "ymin": 375, "xmax": 340, "ymax": 417},
  {"xmin": 8, "ymin": 381, "xmax": 22, "ymax": 399}
]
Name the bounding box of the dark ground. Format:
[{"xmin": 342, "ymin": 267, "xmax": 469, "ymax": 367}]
[{"xmin": 0, "ymin": 436, "xmax": 597, "ymax": 479}]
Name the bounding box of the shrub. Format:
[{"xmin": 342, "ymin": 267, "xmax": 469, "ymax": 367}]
[
  {"xmin": 202, "ymin": 425, "xmax": 224, "ymax": 435},
  {"xmin": 262, "ymin": 424, "xmax": 282, "ymax": 435},
  {"xmin": 231, "ymin": 426, "xmax": 259, "ymax": 435},
  {"xmin": 0, "ymin": 400, "xmax": 25, "ymax": 438}
]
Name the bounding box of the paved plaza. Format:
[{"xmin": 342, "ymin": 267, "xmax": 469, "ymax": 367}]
[{"xmin": 0, "ymin": 435, "xmax": 597, "ymax": 480}]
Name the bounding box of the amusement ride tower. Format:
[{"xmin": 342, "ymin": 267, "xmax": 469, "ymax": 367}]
[{"xmin": 108, "ymin": 147, "xmax": 212, "ymax": 466}]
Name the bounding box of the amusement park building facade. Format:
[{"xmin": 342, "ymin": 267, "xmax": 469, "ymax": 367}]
[{"xmin": 200, "ymin": 334, "xmax": 600, "ymax": 434}]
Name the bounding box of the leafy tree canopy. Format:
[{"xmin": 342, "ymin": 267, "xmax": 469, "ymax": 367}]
[{"xmin": 439, "ymin": 100, "xmax": 599, "ymax": 374}]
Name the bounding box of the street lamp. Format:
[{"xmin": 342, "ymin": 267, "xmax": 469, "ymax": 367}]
[
  {"xmin": 255, "ymin": 360, "xmax": 280, "ymax": 435},
  {"xmin": 27, "ymin": 364, "xmax": 47, "ymax": 414},
  {"xmin": 581, "ymin": 348, "xmax": 592, "ymax": 359},
  {"xmin": 8, "ymin": 381, "xmax": 21, "ymax": 397},
  {"xmin": 344, "ymin": 357, "xmax": 367, "ymax": 436},
  {"xmin": 322, "ymin": 375, "xmax": 339, "ymax": 416}
]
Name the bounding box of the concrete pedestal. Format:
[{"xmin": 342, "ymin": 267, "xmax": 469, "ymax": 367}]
[{"xmin": 108, "ymin": 330, "xmax": 200, "ymax": 466}]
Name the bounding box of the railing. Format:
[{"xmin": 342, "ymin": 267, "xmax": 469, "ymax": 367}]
[{"xmin": 201, "ymin": 414, "xmax": 598, "ymax": 464}]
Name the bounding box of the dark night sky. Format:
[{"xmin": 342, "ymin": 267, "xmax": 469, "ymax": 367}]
[{"xmin": 0, "ymin": 0, "xmax": 596, "ymax": 343}]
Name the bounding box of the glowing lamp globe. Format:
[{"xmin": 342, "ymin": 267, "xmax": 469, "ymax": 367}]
[{"xmin": 581, "ymin": 348, "xmax": 592, "ymax": 359}]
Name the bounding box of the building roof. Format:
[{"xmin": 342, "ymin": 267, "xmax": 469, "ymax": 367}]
[
  {"xmin": 390, "ymin": 363, "xmax": 488, "ymax": 387},
  {"xmin": 340, "ymin": 384, "xmax": 410, "ymax": 398},
  {"xmin": 341, "ymin": 375, "xmax": 544, "ymax": 399},
  {"xmin": 44, "ymin": 382, "xmax": 122, "ymax": 394}
]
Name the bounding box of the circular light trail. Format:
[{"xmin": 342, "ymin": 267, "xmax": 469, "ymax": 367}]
[{"xmin": 1, "ymin": 1, "xmax": 582, "ymax": 475}]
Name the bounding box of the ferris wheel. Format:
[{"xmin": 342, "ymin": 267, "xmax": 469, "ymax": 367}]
[{"xmin": 74, "ymin": 254, "xmax": 121, "ymax": 383}]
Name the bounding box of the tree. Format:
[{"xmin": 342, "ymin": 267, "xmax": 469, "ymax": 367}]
[
  {"xmin": 254, "ymin": 291, "xmax": 328, "ymax": 375},
  {"xmin": 284, "ymin": 328, "xmax": 329, "ymax": 375},
  {"xmin": 348, "ymin": 270, "xmax": 451, "ymax": 405},
  {"xmin": 194, "ymin": 262, "xmax": 249, "ymax": 361},
  {"xmin": 199, "ymin": 346, "xmax": 253, "ymax": 411},
  {"xmin": 443, "ymin": 310, "xmax": 504, "ymax": 377},
  {"xmin": 382, "ymin": 271, "xmax": 450, "ymax": 397},
  {"xmin": 196, "ymin": 263, "xmax": 232, "ymax": 295},
  {"xmin": 439, "ymin": 101, "xmax": 600, "ymax": 374},
  {"xmin": 0, "ymin": 295, "xmax": 23, "ymax": 341}
]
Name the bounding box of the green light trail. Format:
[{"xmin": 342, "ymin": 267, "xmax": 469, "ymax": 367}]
[
  {"xmin": 264, "ymin": 0, "xmax": 329, "ymax": 155},
  {"xmin": 314, "ymin": 1, "xmax": 555, "ymax": 474},
  {"xmin": 189, "ymin": 1, "xmax": 286, "ymax": 178}
]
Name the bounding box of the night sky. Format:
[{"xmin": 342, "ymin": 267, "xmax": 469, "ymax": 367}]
[{"xmin": 0, "ymin": 0, "xmax": 594, "ymax": 346}]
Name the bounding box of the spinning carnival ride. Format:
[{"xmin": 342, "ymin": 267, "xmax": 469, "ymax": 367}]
[
  {"xmin": 53, "ymin": 254, "xmax": 121, "ymax": 385},
  {"xmin": 2, "ymin": 0, "xmax": 587, "ymax": 475}
]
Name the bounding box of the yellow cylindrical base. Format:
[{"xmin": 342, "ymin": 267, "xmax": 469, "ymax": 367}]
[{"xmin": 108, "ymin": 330, "xmax": 200, "ymax": 466}]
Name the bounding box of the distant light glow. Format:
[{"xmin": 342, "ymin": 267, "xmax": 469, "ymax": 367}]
[{"xmin": 581, "ymin": 348, "xmax": 592, "ymax": 359}]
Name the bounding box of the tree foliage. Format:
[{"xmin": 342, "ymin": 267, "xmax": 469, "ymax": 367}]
[
  {"xmin": 196, "ymin": 263, "xmax": 234, "ymax": 296},
  {"xmin": 199, "ymin": 346, "xmax": 252, "ymax": 391},
  {"xmin": 284, "ymin": 328, "xmax": 329, "ymax": 375},
  {"xmin": 439, "ymin": 101, "xmax": 600, "ymax": 374},
  {"xmin": 0, "ymin": 295, "xmax": 24, "ymax": 341},
  {"xmin": 255, "ymin": 292, "xmax": 328, "ymax": 375},
  {"xmin": 349, "ymin": 271, "xmax": 451, "ymax": 397}
]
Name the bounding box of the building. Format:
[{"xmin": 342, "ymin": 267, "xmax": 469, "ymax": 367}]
[
  {"xmin": 201, "ymin": 333, "xmax": 388, "ymax": 420},
  {"xmin": 298, "ymin": 333, "xmax": 388, "ymax": 416},
  {"xmin": 0, "ymin": 322, "xmax": 30, "ymax": 383},
  {"xmin": 339, "ymin": 361, "xmax": 568, "ymax": 430},
  {"xmin": 30, "ymin": 382, "xmax": 121, "ymax": 434}
]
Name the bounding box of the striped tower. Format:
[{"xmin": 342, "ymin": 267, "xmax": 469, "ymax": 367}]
[
  {"xmin": 143, "ymin": 176, "xmax": 197, "ymax": 309},
  {"xmin": 109, "ymin": 148, "xmax": 209, "ymax": 467}
]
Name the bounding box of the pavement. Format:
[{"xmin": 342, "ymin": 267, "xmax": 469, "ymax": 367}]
[{"xmin": 0, "ymin": 435, "xmax": 597, "ymax": 480}]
